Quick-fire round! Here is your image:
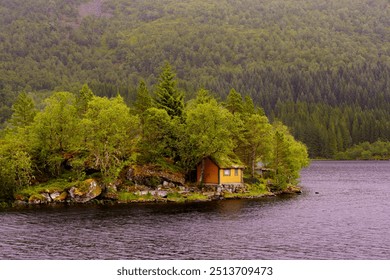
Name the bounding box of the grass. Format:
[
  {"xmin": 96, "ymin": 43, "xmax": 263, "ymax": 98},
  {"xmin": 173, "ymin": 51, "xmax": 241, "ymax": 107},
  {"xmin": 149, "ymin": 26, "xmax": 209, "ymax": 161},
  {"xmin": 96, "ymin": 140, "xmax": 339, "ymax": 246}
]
[
  {"xmin": 167, "ymin": 192, "xmax": 209, "ymax": 202},
  {"xmin": 117, "ymin": 191, "xmax": 154, "ymax": 202},
  {"xmin": 0, "ymin": 201, "xmax": 10, "ymax": 209},
  {"xmin": 15, "ymin": 179, "xmax": 79, "ymax": 200},
  {"xmin": 223, "ymin": 183, "xmax": 271, "ymax": 199},
  {"xmin": 166, "ymin": 192, "xmax": 185, "ymax": 202},
  {"xmin": 185, "ymin": 193, "xmax": 209, "ymax": 202}
]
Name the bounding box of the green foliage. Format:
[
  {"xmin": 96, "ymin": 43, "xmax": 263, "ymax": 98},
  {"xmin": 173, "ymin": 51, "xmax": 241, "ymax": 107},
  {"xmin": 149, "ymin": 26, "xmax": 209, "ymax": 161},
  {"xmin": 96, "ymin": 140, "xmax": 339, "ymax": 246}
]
[
  {"xmin": 0, "ymin": 149, "xmax": 34, "ymax": 199},
  {"xmin": 154, "ymin": 63, "xmax": 184, "ymax": 118},
  {"xmin": 166, "ymin": 192, "xmax": 209, "ymax": 202},
  {"xmin": 271, "ymin": 122, "xmax": 310, "ymax": 189},
  {"xmin": 242, "ymin": 95, "xmax": 256, "ymax": 116},
  {"xmin": 236, "ymin": 113, "xmax": 274, "ymax": 178},
  {"xmin": 118, "ymin": 191, "xmax": 153, "ymax": 202},
  {"xmin": 336, "ymin": 140, "xmax": 390, "ymax": 160},
  {"xmin": 0, "ymin": 129, "xmax": 34, "ymax": 199},
  {"xmin": 275, "ymin": 102, "xmax": 390, "ymax": 158},
  {"xmin": 15, "ymin": 179, "xmax": 77, "ymax": 198},
  {"xmin": 225, "ymin": 89, "xmax": 244, "ymax": 115},
  {"xmin": 1, "ymin": 86, "xmax": 141, "ymax": 198},
  {"xmin": 8, "ymin": 92, "xmax": 37, "ymax": 128},
  {"xmin": 166, "ymin": 192, "xmax": 185, "ymax": 202},
  {"xmin": 139, "ymin": 107, "xmax": 177, "ymax": 164},
  {"xmin": 0, "ymin": 69, "xmax": 310, "ymax": 200},
  {"xmin": 190, "ymin": 88, "xmax": 216, "ymax": 106},
  {"xmin": 118, "ymin": 192, "xmax": 140, "ymax": 202},
  {"xmin": 180, "ymin": 100, "xmax": 235, "ymax": 173},
  {"xmin": 30, "ymin": 91, "xmax": 79, "ymax": 176},
  {"xmin": 185, "ymin": 193, "xmax": 209, "ymax": 201},
  {"xmin": 76, "ymin": 84, "xmax": 94, "ymax": 115},
  {"xmin": 223, "ymin": 183, "xmax": 269, "ymax": 199},
  {"xmin": 80, "ymin": 95, "xmax": 140, "ymax": 179},
  {"xmin": 0, "ymin": 0, "xmax": 389, "ymax": 158},
  {"xmin": 133, "ymin": 80, "xmax": 153, "ymax": 117}
]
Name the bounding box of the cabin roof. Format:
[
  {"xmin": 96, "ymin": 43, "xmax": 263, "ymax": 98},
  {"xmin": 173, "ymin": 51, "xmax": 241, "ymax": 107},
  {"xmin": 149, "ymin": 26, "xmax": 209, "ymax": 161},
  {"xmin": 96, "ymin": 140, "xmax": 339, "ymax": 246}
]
[{"xmin": 208, "ymin": 155, "xmax": 244, "ymax": 169}]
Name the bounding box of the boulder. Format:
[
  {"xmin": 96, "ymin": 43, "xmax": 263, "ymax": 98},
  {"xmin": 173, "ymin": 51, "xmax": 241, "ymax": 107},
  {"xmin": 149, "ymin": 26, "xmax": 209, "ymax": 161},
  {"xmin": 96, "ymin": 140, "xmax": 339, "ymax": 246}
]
[
  {"xmin": 50, "ymin": 192, "xmax": 61, "ymax": 200},
  {"xmin": 41, "ymin": 193, "xmax": 52, "ymax": 202},
  {"xmin": 149, "ymin": 190, "xmax": 168, "ymax": 198},
  {"xmin": 138, "ymin": 190, "xmax": 149, "ymax": 196},
  {"xmin": 28, "ymin": 194, "xmax": 47, "ymax": 204},
  {"xmin": 156, "ymin": 190, "xmax": 168, "ymax": 198},
  {"xmin": 126, "ymin": 165, "xmax": 185, "ymax": 188},
  {"xmin": 13, "ymin": 200, "xmax": 28, "ymax": 206},
  {"xmin": 69, "ymin": 179, "xmax": 102, "ymax": 203},
  {"xmin": 52, "ymin": 192, "xmax": 68, "ymax": 202},
  {"xmin": 136, "ymin": 190, "xmax": 168, "ymax": 198},
  {"xmin": 102, "ymin": 183, "xmax": 118, "ymax": 200},
  {"xmin": 126, "ymin": 168, "xmax": 134, "ymax": 181}
]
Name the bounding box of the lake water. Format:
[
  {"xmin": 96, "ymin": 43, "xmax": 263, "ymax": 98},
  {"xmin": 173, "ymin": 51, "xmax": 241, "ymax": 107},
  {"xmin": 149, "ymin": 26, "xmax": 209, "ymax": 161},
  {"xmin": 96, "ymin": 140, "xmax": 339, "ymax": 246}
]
[{"xmin": 1, "ymin": 161, "xmax": 389, "ymax": 260}]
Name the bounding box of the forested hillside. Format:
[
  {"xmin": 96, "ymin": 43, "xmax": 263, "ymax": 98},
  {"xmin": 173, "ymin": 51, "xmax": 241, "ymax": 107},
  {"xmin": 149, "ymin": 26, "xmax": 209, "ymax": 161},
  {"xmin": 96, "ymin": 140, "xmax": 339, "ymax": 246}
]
[{"xmin": 0, "ymin": 0, "xmax": 389, "ymax": 157}]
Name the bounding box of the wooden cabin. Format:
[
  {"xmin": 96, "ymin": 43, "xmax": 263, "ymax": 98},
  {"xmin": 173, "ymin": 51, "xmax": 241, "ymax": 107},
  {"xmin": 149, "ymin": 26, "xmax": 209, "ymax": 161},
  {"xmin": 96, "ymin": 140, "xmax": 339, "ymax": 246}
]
[{"xmin": 196, "ymin": 157, "xmax": 244, "ymax": 185}]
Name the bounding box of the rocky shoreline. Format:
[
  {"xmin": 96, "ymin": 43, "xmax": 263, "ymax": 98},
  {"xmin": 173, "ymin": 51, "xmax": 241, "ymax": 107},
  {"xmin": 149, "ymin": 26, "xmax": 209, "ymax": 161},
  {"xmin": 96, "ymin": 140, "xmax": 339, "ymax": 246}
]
[{"xmin": 3, "ymin": 165, "xmax": 302, "ymax": 209}]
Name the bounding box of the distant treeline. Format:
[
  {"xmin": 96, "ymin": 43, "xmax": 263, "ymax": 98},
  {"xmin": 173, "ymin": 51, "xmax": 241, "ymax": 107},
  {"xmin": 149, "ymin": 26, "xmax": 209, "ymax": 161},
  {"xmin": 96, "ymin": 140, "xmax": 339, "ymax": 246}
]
[
  {"xmin": 335, "ymin": 140, "xmax": 390, "ymax": 160},
  {"xmin": 0, "ymin": 0, "xmax": 389, "ymax": 158}
]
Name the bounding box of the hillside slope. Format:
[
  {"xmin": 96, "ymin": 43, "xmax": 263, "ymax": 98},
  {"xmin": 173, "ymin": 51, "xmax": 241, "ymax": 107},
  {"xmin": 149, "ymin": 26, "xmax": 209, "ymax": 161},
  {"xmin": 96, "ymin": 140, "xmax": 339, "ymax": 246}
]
[{"xmin": 0, "ymin": 0, "xmax": 389, "ymax": 157}]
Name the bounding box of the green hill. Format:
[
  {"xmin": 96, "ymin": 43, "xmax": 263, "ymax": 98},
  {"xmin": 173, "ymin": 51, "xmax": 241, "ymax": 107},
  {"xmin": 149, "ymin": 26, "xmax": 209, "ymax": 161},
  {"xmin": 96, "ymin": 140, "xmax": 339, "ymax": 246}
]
[{"xmin": 0, "ymin": 0, "xmax": 389, "ymax": 157}]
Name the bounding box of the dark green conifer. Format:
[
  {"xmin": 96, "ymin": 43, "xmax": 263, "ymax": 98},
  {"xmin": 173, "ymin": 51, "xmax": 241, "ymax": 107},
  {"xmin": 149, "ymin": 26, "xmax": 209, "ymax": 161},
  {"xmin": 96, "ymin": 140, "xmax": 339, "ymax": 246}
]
[
  {"xmin": 225, "ymin": 89, "xmax": 244, "ymax": 115},
  {"xmin": 155, "ymin": 63, "xmax": 184, "ymax": 118},
  {"xmin": 9, "ymin": 92, "xmax": 37, "ymax": 128},
  {"xmin": 134, "ymin": 80, "xmax": 153, "ymax": 115}
]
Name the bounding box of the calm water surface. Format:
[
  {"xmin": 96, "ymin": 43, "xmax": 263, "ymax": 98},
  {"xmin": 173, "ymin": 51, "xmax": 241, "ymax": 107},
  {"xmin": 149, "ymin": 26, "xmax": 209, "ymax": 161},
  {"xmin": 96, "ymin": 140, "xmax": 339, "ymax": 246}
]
[{"xmin": 1, "ymin": 161, "xmax": 389, "ymax": 259}]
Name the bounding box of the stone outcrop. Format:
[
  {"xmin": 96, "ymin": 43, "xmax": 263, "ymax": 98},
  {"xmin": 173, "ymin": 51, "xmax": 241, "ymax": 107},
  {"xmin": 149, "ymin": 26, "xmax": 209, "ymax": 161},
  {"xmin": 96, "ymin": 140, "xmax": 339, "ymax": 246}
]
[
  {"xmin": 48, "ymin": 191, "xmax": 68, "ymax": 202},
  {"xmin": 200, "ymin": 183, "xmax": 247, "ymax": 196},
  {"xmin": 14, "ymin": 179, "xmax": 102, "ymax": 206},
  {"xmin": 136, "ymin": 190, "xmax": 168, "ymax": 198},
  {"xmin": 69, "ymin": 179, "xmax": 102, "ymax": 203},
  {"xmin": 125, "ymin": 165, "xmax": 185, "ymax": 189},
  {"xmin": 101, "ymin": 183, "xmax": 118, "ymax": 200}
]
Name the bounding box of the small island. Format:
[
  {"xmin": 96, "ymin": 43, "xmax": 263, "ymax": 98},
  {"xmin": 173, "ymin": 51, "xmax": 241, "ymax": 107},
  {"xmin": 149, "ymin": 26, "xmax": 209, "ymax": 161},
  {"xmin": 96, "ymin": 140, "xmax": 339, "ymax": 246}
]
[{"xmin": 0, "ymin": 65, "xmax": 309, "ymax": 208}]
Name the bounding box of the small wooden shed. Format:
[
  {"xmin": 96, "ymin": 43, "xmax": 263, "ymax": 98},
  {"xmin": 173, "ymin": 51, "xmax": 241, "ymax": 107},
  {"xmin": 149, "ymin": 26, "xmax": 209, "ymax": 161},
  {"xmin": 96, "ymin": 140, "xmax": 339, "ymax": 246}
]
[{"xmin": 196, "ymin": 157, "xmax": 244, "ymax": 185}]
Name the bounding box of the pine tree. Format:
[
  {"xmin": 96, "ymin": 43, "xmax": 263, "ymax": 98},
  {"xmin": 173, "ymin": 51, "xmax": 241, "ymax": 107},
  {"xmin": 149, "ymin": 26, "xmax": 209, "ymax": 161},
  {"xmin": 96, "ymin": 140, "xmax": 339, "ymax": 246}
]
[
  {"xmin": 134, "ymin": 80, "xmax": 153, "ymax": 116},
  {"xmin": 9, "ymin": 92, "xmax": 37, "ymax": 128},
  {"xmin": 155, "ymin": 63, "xmax": 184, "ymax": 118},
  {"xmin": 76, "ymin": 84, "xmax": 94, "ymax": 115},
  {"xmin": 225, "ymin": 88, "xmax": 244, "ymax": 115},
  {"xmin": 242, "ymin": 95, "xmax": 255, "ymax": 116},
  {"xmin": 194, "ymin": 88, "xmax": 214, "ymax": 105}
]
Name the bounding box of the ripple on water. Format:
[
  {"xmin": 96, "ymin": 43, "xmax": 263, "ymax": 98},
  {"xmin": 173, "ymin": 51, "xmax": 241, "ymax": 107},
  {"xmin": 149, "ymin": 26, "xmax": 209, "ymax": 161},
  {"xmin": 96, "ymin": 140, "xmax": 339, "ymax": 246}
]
[{"xmin": 1, "ymin": 161, "xmax": 390, "ymax": 259}]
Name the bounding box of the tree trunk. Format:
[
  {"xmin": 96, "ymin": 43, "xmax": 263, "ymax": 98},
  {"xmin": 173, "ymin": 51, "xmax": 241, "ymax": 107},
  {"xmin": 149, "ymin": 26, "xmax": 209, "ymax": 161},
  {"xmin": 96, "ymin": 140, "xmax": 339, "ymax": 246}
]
[{"xmin": 251, "ymin": 149, "xmax": 256, "ymax": 178}]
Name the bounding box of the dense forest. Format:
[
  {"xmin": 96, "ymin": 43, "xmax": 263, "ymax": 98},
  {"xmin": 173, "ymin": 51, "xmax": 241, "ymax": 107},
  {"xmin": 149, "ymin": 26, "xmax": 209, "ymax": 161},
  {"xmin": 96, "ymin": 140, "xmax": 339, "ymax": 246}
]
[
  {"xmin": 0, "ymin": 0, "xmax": 389, "ymax": 158},
  {"xmin": 0, "ymin": 65, "xmax": 309, "ymax": 200}
]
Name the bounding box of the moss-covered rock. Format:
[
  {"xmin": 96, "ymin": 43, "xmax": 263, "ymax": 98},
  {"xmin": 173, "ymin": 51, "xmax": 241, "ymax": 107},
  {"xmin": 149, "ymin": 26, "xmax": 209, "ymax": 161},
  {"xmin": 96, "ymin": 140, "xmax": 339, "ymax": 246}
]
[
  {"xmin": 52, "ymin": 191, "xmax": 68, "ymax": 202},
  {"xmin": 69, "ymin": 179, "xmax": 102, "ymax": 203},
  {"xmin": 125, "ymin": 165, "xmax": 185, "ymax": 188},
  {"xmin": 28, "ymin": 194, "xmax": 47, "ymax": 204},
  {"xmin": 101, "ymin": 183, "xmax": 118, "ymax": 200}
]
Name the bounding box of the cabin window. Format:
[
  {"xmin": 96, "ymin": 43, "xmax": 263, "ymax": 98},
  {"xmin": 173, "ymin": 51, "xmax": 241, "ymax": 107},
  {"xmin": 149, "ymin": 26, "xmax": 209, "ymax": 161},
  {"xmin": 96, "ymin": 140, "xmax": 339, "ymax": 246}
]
[
  {"xmin": 223, "ymin": 169, "xmax": 231, "ymax": 176},
  {"xmin": 234, "ymin": 169, "xmax": 238, "ymax": 176}
]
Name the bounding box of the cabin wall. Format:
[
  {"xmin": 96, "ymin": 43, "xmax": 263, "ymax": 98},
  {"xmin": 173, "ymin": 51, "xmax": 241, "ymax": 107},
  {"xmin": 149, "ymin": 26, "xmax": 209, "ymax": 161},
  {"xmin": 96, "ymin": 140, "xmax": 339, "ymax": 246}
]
[
  {"xmin": 219, "ymin": 168, "xmax": 243, "ymax": 184},
  {"xmin": 197, "ymin": 157, "xmax": 219, "ymax": 184}
]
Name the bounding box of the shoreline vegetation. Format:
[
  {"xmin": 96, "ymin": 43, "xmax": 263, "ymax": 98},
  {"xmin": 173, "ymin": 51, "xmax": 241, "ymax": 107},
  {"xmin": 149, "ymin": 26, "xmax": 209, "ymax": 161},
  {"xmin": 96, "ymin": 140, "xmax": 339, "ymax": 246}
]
[
  {"xmin": 1, "ymin": 173, "xmax": 303, "ymax": 210},
  {"xmin": 0, "ymin": 65, "xmax": 309, "ymax": 209},
  {"xmin": 1, "ymin": 187, "xmax": 302, "ymax": 209}
]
